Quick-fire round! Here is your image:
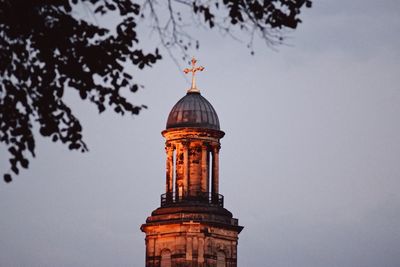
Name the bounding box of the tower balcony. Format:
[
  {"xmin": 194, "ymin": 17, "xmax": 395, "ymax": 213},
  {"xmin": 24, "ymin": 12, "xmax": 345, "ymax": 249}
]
[{"xmin": 160, "ymin": 192, "xmax": 224, "ymax": 208}]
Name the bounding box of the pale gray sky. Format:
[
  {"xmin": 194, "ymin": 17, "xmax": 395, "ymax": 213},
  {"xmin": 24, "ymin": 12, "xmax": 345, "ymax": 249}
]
[{"xmin": 1, "ymin": 1, "xmax": 400, "ymax": 266}]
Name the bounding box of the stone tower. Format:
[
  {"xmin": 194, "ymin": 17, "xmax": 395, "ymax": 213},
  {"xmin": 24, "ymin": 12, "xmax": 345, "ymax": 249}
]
[{"xmin": 141, "ymin": 59, "xmax": 243, "ymax": 267}]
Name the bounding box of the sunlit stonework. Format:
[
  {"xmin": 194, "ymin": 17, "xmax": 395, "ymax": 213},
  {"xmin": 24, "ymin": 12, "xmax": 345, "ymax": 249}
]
[{"xmin": 141, "ymin": 59, "xmax": 243, "ymax": 267}]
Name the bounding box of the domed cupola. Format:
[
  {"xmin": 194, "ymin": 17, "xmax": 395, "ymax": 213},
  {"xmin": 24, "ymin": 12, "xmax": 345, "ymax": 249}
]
[
  {"xmin": 166, "ymin": 91, "xmax": 220, "ymax": 130},
  {"xmin": 161, "ymin": 57, "xmax": 225, "ymax": 203}
]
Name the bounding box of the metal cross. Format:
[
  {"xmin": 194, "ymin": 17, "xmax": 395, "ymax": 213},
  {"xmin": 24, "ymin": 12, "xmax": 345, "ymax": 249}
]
[{"xmin": 184, "ymin": 57, "xmax": 204, "ymax": 92}]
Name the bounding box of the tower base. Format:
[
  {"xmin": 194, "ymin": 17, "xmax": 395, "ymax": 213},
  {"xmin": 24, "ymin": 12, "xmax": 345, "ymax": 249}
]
[{"xmin": 141, "ymin": 204, "xmax": 243, "ymax": 267}]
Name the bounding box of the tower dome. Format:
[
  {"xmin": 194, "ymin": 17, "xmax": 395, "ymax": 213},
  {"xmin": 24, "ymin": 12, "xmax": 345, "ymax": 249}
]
[{"xmin": 166, "ymin": 91, "xmax": 220, "ymax": 130}]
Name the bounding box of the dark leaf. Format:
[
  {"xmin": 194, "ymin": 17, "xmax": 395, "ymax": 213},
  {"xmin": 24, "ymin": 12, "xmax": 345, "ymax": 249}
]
[
  {"xmin": 4, "ymin": 174, "xmax": 12, "ymax": 183},
  {"xmin": 20, "ymin": 158, "xmax": 29, "ymax": 169}
]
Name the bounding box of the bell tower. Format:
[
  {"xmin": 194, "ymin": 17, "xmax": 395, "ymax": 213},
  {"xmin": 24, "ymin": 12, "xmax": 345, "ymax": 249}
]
[{"xmin": 141, "ymin": 58, "xmax": 243, "ymax": 267}]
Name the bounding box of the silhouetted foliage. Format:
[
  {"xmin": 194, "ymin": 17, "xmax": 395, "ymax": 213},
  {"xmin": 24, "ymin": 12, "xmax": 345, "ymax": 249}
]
[
  {"xmin": 145, "ymin": 0, "xmax": 312, "ymax": 57},
  {"xmin": 0, "ymin": 0, "xmax": 311, "ymax": 182}
]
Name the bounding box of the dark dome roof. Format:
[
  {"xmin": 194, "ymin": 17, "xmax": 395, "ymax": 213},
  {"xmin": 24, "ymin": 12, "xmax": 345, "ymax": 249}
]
[{"xmin": 166, "ymin": 92, "xmax": 220, "ymax": 130}]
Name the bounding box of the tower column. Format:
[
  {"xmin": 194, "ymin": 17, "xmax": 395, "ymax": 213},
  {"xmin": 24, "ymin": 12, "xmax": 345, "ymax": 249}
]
[
  {"xmin": 165, "ymin": 145, "xmax": 174, "ymax": 194},
  {"xmin": 183, "ymin": 141, "xmax": 190, "ymax": 197},
  {"xmin": 201, "ymin": 142, "xmax": 209, "ymax": 195},
  {"xmin": 211, "ymin": 144, "xmax": 220, "ymax": 195}
]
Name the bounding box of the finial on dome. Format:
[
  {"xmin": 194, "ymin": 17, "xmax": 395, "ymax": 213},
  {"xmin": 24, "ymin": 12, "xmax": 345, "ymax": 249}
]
[{"xmin": 183, "ymin": 57, "xmax": 204, "ymax": 93}]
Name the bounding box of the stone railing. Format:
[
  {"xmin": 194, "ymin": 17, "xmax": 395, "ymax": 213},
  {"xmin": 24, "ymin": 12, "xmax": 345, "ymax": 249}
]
[{"xmin": 160, "ymin": 192, "xmax": 224, "ymax": 208}]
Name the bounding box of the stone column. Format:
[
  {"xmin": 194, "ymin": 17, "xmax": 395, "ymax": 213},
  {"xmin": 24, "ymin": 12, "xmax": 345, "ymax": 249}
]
[
  {"xmin": 211, "ymin": 144, "xmax": 220, "ymax": 195},
  {"xmin": 183, "ymin": 141, "xmax": 190, "ymax": 197},
  {"xmin": 201, "ymin": 142, "xmax": 209, "ymax": 195},
  {"xmin": 165, "ymin": 145, "xmax": 174, "ymax": 194}
]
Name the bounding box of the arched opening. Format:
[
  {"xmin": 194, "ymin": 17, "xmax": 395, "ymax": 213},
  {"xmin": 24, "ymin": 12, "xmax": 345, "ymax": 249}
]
[
  {"xmin": 160, "ymin": 249, "xmax": 172, "ymax": 267},
  {"xmin": 217, "ymin": 251, "xmax": 226, "ymax": 267}
]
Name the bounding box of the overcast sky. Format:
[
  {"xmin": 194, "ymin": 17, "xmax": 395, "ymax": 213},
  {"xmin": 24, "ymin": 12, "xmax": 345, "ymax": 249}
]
[{"xmin": 1, "ymin": 1, "xmax": 400, "ymax": 266}]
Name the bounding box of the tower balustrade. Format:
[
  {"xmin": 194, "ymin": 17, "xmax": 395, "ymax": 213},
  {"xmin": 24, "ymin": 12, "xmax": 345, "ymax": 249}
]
[{"xmin": 160, "ymin": 191, "xmax": 224, "ymax": 207}]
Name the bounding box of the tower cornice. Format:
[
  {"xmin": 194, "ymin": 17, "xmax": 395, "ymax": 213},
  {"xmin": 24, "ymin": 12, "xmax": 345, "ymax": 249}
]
[{"xmin": 162, "ymin": 127, "xmax": 225, "ymax": 141}]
